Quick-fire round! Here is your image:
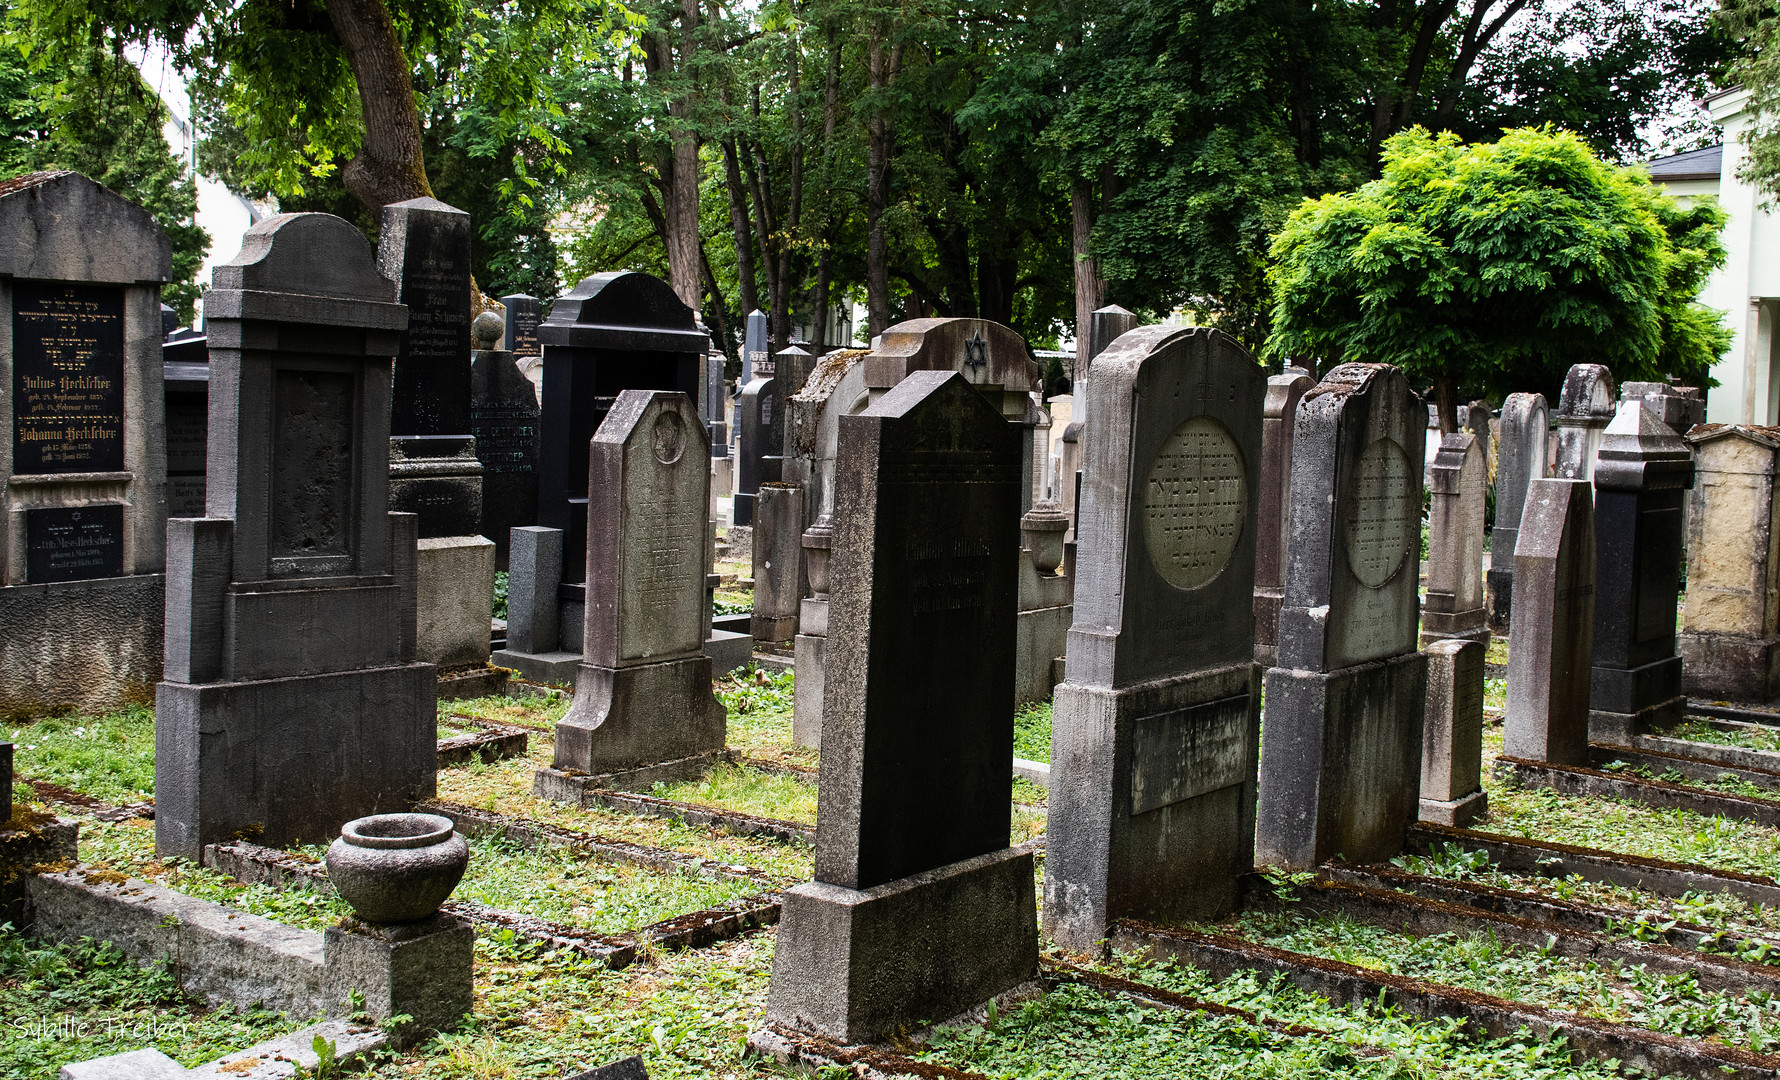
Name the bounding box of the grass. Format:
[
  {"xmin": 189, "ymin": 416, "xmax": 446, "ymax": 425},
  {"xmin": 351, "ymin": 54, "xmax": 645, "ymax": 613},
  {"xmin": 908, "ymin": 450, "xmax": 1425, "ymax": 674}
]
[
  {"xmin": 1666, "ymin": 719, "xmax": 1780, "ymax": 754},
  {"xmin": 1014, "ymin": 700, "xmax": 1053, "ymax": 764},
  {"xmin": 713, "ymin": 591, "xmax": 753, "ymax": 616},
  {"xmin": 654, "ymin": 764, "xmax": 819, "ymax": 825},
  {"xmin": 8, "ymin": 706, "xmax": 155, "ymax": 807}
]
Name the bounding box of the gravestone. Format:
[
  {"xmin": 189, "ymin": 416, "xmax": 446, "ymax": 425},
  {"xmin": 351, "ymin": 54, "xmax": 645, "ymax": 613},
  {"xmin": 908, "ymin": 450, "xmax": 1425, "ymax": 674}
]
[
  {"xmin": 535, "ymin": 390, "xmax": 726, "ymax": 792},
  {"xmin": 470, "ymin": 311, "xmax": 540, "ymax": 564},
  {"xmin": 490, "ymin": 525, "xmax": 578, "ymax": 684},
  {"xmin": 778, "ymin": 344, "xmax": 816, "ymax": 401},
  {"xmin": 763, "ymin": 370, "xmax": 1035, "ymax": 1044},
  {"xmin": 1589, "ymin": 397, "xmax": 1694, "ymax": 745},
  {"xmin": 1075, "ymin": 305, "xmax": 1140, "ymax": 426},
  {"xmin": 733, "ymin": 374, "xmax": 780, "ymax": 526},
  {"xmin": 164, "ymin": 332, "xmax": 210, "ymax": 519},
  {"xmin": 500, "ymin": 293, "xmax": 541, "ymax": 357},
  {"xmin": 1680, "ymin": 426, "xmax": 1780, "ymax": 702},
  {"xmin": 743, "ymin": 308, "xmax": 769, "ymax": 384},
  {"xmin": 0, "ymin": 171, "xmax": 171, "ymax": 720},
  {"xmin": 1553, "ymin": 364, "xmax": 1616, "ymax": 480},
  {"xmin": 1256, "ymin": 363, "xmax": 1429, "ymax": 869},
  {"xmin": 1486, "ymin": 393, "xmax": 1549, "ymax": 631},
  {"xmin": 1419, "ymin": 638, "xmax": 1487, "ymax": 826},
  {"xmin": 1045, "ymin": 326, "xmax": 1265, "ymax": 952},
  {"xmin": 566, "ymin": 1058, "xmax": 648, "ymax": 1080},
  {"xmin": 1504, "ymin": 478, "xmax": 1596, "ymax": 764},
  {"xmin": 751, "ymin": 482, "xmax": 802, "ymax": 642},
  {"xmin": 1253, "ymin": 371, "xmax": 1314, "ymax": 666},
  {"xmin": 1623, "ymin": 381, "xmax": 1706, "ymax": 435},
  {"xmin": 706, "ymin": 351, "xmax": 729, "ymax": 459},
  {"xmin": 1420, "ymin": 432, "xmax": 1490, "ymax": 647},
  {"xmin": 155, "ymin": 212, "xmax": 435, "ymax": 859}
]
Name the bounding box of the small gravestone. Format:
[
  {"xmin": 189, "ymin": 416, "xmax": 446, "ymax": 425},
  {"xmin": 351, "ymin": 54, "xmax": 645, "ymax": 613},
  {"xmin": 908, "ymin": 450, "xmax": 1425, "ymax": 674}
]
[
  {"xmin": 470, "ymin": 311, "xmax": 540, "ymax": 563},
  {"xmin": 1045, "ymin": 326, "xmax": 1265, "ymax": 951},
  {"xmin": 778, "ymin": 343, "xmax": 816, "ymax": 400},
  {"xmin": 1257, "ymin": 363, "xmax": 1428, "ymax": 869},
  {"xmin": 155, "ymin": 212, "xmax": 435, "ymax": 859},
  {"xmin": 1505, "ymin": 478, "xmax": 1596, "ymax": 764},
  {"xmin": 1486, "ymin": 392, "xmax": 1549, "ymax": 631},
  {"xmin": 750, "ymin": 482, "xmax": 802, "ymax": 641},
  {"xmin": 733, "ymin": 374, "xmax": 780, "ymax": 526},
  {"xmin": 1420, "ymin": 638, "xmax": 1487, "ymax": 826},
  {"xmin": 1075, "ymin": 304, "xmax": 1139, "ymax": 425},
  {"xmin": 1590, "ymin": 396, "xmax": 1694, "ymax": 745},
  {"xmin": 0, "ymin": 171, "xmax": 171, "ymax": 720},
  {"xmin": 1680, "ymin": 426, "xmax": 1780, "ymax": 702},
  {"xmin": 1553, "ymin": 364, "xmax": 1616, "ymax": 480},
  {"xmin": 535, "ymin": 390, "xmax": 726, "ymax": 792},
  {"xmin": 763, "ymin": 370, "xmax": 1035, "ymax": 1044},
  {"xmin": 1253, "ymin": 371, "xmax": 1314, "ymax": 666},
  {"xmin": 500, "ymin": 293, "xmax": 542, "ymax": 357},
  {"xmin": 1421, "ymin": 432, "xmax": 1490, "ymax": 647}
]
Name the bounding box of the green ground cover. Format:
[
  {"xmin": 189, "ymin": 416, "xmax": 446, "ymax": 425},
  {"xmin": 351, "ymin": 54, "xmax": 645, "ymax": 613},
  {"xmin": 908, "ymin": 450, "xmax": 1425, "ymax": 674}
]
[
  {"xmin": 1014, "ymin": 701, "xmax": 1053, "ymax": 763},
  {"xmin": 8, "ymin": 707, "xmax": 154, "ymax": 807},
  {"xmin": 654, "ymin": 764, "xmax": 819, "ymax": 825},
  {"xmin": 1666, "ymin": 718, "xmax": 1780, "ymax": 754}
]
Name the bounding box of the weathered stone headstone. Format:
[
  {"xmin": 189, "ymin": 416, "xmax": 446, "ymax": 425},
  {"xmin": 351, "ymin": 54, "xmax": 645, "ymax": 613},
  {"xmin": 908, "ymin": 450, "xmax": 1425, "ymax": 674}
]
[
  {"xmin": 1075, "ymin": 304, "xmax": 1140, "ymax": 425},
  {"xmin": 1486, "ymin": 392, "xmax": 1549, "ymax": 631},
  {"xmin": 535, "ymin": 390, "xmax": 726, "ymax": 791},
  {"xmin": 763, "ymin": 370, "xmax": 1035, "ymax": 1043},
  {"xmin": 1419, "ymin": 638, "xmax": 1487, "ymax": 826},
  {"xmin": 1590, "ymin": 397, "xmax": 1694, "ymax": 745},
  {"xmin": 743, "ymin": 308, "xmax": 769, "ymax": 384},
  {"xmin": 751, "ymin": 482, "xmax": 802, "ymax": 642},
  {"xmin": 1257, "ymin": 363, "xmax": 1428, "ymax": 869},
  {"xmin": 1253, "ymin": 371, "xmax": 1314, "ymax": 666},
  {"xmin": 490, "ymin": 524, "xmax": 578, "ymax": 684},
  {"xmin": 1421, "ymin": 432, "xmax": 1490, "ymax": 647},
  {"xmin": 1504, "ymin": 478, "xmax": 1596, "ymax": 764},
  {"xmin": 777, "ymin": 343, "xmax": 816, "ymax": 400},
  {"xmin": 1045, "ymin": 327, "xmax": 1264, "ymax": 951},
  {"xmin": 1680, "ymin": 426, "xmax": 1780, "ymax": 702},
  {"xmin": 164, "ymin": 335, "xmax": 209, "ymax": 519},
  {"xmin": 155, "ymin": 212, "xmax": 435, "ymax": 859},
  {"xmin": 733, "ymin": 374, "xmax": 780, "ymax": 526},
  {"xmin": 500, "ymin": 293, "xmax": 541, "ymax": 357},
  {"xmin": 1553, "ymin": 364, "xmax": 1616, "ymax": 480},
  {"xmin": 0, "ymin": 171, "xmax": 171, "ymax": 720},
  {"xmin": 1623, "ymin": 381, "xmax": 1706, "ymax": 435},
  {"xmin": 470, "ymin": 311, "xmax": 539, "ymax": 564}
]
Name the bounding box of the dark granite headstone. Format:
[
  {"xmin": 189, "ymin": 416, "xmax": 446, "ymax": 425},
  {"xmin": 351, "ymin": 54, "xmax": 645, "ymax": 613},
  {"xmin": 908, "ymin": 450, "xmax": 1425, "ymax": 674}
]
[
  {"xmin": 470, "ymin": 313, "xmax": 539, "ymax": 561},
  {"xmin": 706, "ymin": 352, "xmax": 729, "ymax": 458},
  {"xmin": 765, "ymin": 369, "xmax": 1036, "ymax": 1043},
  {"xmin": 744, "ymin": 309, "xmax": 769, "ymax": 383},
  {"xmin": 160, "ymin": 302, "xmax": 178, "ymax": 338},
  {"xmin": 501, "ymin": 293, "xmax": 541, "ymax": 357},
  {"xmin": 164, "ymin": 331, "xmax": 210, "ymax": 519},
  {"xmin": 12, "ymin": 281, "xmax": 126, "ymax": 474},
  {"xmin": 733, "ymin": 376, "xmax": 780, "ymax": 526},
  {"xmin": 26, "ymin": 504, "xmax": 124, "ymax": 582}
]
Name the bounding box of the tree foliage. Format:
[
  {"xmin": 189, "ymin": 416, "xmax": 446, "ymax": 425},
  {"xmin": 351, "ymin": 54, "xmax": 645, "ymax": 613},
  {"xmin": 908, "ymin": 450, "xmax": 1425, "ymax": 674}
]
[{"xmin": 1265, "ymin": 127, "xmax": 1731, "ymax": 424}]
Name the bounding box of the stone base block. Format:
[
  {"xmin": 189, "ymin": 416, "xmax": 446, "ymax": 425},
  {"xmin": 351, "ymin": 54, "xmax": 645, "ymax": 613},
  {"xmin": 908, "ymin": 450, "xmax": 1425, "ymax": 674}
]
[
  {"xmin": 489, "ymin": 648, "xmax": 581, "ymax": 687},
  {"xmin": 1590, "ymin": 697, "xmax": 1686, "ymax": 747},
  {"xmin": 154, "ymin": 663, "xmax": 438, "ymax": 859},
  {"xmin": 1419, "ymin": 789, "xmax": 1488, "ymax": 828},
  {"xmin": 792, "ymin": 632, "xmax": 826, "ymax": 749},
  {"xmin": 1485, "ymin": 567, "xmax": 1514, "ymax": 633},
  {"xmin": 1045, "ymin": 663, "xmax": 1259, "ymax": 952},
  {"xmin": 706, "ymin": 630, "xmax": 754, "ymax": 675},
  {"xmin": 1016, "ymin": 603, "xmax": 1071, "ymax": 708},
  {"xmin": 553, "ymin": 655, "xmax": 727, "ymax": 775},
  {"xmin": 60, "ymin": 1048, "xmax": 187, "ymax": 1080},
  {"xmin": 1680, "ymin": 631, "xmax": 1780, "ymax": 704},
  {"xmin": 1257, "ymin": 652, "xmax": 1429, "ymax": 870},
  {"xmin": 751, "ymin": 613, "xmax": 798, "ymax": 643},
  {"xmin": 0, "ymin": 816, "xmax": 77, "ymax": 929},
  {"xmin": 1590, "ymin": 654, "xmax": 1684, "ymax": 746},
  {"xmin": 436, "ymin": 664, "xmax": 510, "ymax": 702},
  {"xmin": 764, "ymin": 846, "xmax": 1039, "ymax": 1044},
  {"xmin": 0, "ymin": 574, "xmax": 164, "ymax": 723},
  {"xmin": 324, "ymin": 913, "xmax": 473, "ymax": 1046},
  {"xmin": 533, "ymin": 751, "xmax": 729, "ymax": 802},
  {"xmin": 416, "ymin": 536, "xmax": 496, "ymax": 669},
  {"xmin": 1418, "ymin": 624, "xmax": 1491, "ymax": 649}
]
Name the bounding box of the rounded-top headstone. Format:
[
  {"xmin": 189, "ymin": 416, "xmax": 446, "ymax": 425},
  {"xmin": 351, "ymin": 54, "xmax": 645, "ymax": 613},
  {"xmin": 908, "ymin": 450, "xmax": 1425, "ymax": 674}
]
[
  {"xmin": 1558, "ymin": 364, "xmax": 1616, "ymax": 419},
  {"xmin": 0, "ymin": 170, "xmax": 172, "ymax": 284},
  {"xmin": 214, "ymin": 213, "xmax": 395, "ymax": 301},
  {"xmin": 553, "ymin": 272, "xmax": 696, "ymax": 331}
]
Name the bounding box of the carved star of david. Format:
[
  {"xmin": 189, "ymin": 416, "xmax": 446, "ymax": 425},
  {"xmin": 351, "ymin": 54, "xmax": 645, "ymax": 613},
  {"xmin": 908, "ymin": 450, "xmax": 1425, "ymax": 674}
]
[{"xmin": 964, "ymin": 331, "xmax": 988, "ymax": 372}]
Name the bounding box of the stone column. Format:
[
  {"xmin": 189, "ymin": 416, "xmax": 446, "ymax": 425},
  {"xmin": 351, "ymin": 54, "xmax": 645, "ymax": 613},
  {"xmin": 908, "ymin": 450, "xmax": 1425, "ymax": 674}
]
[
  {"xmin": 1680, "ymin": 426, "xmax": 1780, "ymax": 702},
  {"xmin": 1254, "ymin": 371, "xmax": 1314, "ymax": 666},
  {"xmin": 1553, "ymin": 364, "xmax": 1616, "ymax": 480},
  {"xmin": 1420, "ymin": 638, "xmax": 1487, "ymax": 826},
  {"xmin": 1421, "ymin": 432, "xmax": 1490, "ymax": 647},
  {"xmin": 1504, "ymin": 478, "xmax": 1596, "ymax": 765},
  {"xmin": 1045, "ymin": 326, "xmax": 1264, "ymax": 952},
  {"xmin": 1257, "ymin": 363, "xmax": 1428, "ymax": 870},
  {"xmin": 763, "ymin": 371, "xmax": 1035, "ymax": 1045},
  {"xmin": 1486, "ymin": 392, "xmax": 1549, "ymax": 631}
]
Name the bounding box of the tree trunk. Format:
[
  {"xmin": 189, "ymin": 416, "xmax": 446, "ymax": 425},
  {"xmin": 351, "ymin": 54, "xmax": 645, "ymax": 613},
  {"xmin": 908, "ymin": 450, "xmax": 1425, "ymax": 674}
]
[
  {"xmin": 811, "ymin": 23, "xmax": 841, "ymax": 352},
  {"xmin": 325, "ymin": 0, "xmax": 433, "ymax": 208},
  {"xmin": 699, "ymin": 242, "xmax": 736, "ymax": 359},
  {"xmin": 1070, "ymin": 176, "xmax": 1105, "ymax": 378},
  {"xmin": 664, "ymin": 0, "xmax": 702, "ymax": 312},
  {"xmin": 741, "ymin": 124, "xmax": 781, "ymax": 346},
  {"xmin": 865, "ymin": 30, "xmax": 901, "ymax": 339},
  {"xmin": 1432, "ymin": 374, "xmax": 1459, "ymax": 435},
  {"xmin": 721, "ymin": 137, "xmax": 760, "ymax": 317},
  {"xmin": 773, "ymin": 33, "xmax": 803, "ymax": 352}
]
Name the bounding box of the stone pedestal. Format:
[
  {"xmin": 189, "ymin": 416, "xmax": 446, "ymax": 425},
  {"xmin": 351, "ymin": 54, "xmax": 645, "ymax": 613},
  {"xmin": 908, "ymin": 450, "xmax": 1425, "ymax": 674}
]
[
  {"xmin": 1504, "ymin": 478, "xmax": 1596, "ymax": 766},
  {"xmin": 490, "ymin": 526, "xmax": 580, "ymax": 686},
  {"xmin": 1420, "ymin": 432, "xmax": 1490, "ymax": 649},
  {"xmin": 1680, "ymin": 425, "xmax": 1780, "ymax": 703},
  {"xmin": 750, "ymin": 482, "xmax": 802, "ymax": 642},
  {"xmin": 417, "ymin": 536, "xmax": 495, "ymax": 670},
  {"xmin": 1420, "ymin": 639, "xmax": 1487, "ymax": 827},
  {"xmin": 324, "ymin": 912, "xmax": 473, "ymax": 1046}
]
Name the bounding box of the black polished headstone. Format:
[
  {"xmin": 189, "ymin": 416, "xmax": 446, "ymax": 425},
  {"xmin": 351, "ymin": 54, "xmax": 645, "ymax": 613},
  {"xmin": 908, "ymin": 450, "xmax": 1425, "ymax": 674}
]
[
  {"xmin": 471, "ymin": 319, "xmax": 540, "ymax": 561},
  {"xmin": 164, "ymin": 358, "xmax": 208, "ymax": 518},
  {"xmin": 26, "ymin": 504, "xmax": 124, "ymax": 582},
  {"xmin": 565, "ymin": 1057, "xmax": 648, "ymax": 1080},
  {"xmin": 734, "ymin": 376, "xmax": 780, "ymax": 526},
  {"xmin": 536, "ymin": 272, "xmax": 708, "ymax": 583},
  {"xmin": 12, "ymin": 281, "xmax": 126, "ymax": 474},
  {"xmin": 501, "ymin": 293, "xmax": 541, "ymax": 357}
]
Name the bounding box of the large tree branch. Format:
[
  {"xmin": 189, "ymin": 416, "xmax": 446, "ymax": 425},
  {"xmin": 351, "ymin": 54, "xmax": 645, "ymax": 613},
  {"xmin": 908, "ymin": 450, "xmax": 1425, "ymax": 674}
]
[{"xmin": 324, "ymin": 0, "xmax": 432, "ymax": 208}]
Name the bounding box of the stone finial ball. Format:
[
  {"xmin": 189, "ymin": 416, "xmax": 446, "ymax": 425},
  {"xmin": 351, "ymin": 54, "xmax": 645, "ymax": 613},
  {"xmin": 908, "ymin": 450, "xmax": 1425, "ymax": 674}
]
[
  {"xmin": 473, "ymin": 310, "xmax": 504, "ymax": 350},
  {"xmin": 325, "ymin": 813, "xmax": 469, "ymax": 924}
]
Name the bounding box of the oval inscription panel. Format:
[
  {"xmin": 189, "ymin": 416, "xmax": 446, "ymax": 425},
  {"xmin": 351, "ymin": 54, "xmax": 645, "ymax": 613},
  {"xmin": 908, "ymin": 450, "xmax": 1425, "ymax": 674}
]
[
  {"xmin": 1344, "ymin": 438, "xmax": 1413, "ymax": 588},
  {"xmin": 1142, "ymin": 416, "xmax": 1246, "ymax": 591}
]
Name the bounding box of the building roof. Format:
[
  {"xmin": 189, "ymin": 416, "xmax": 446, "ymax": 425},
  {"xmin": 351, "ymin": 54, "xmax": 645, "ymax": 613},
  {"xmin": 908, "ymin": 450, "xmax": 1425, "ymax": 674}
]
[{"xmin": 1645, "ymin": 144, "xmax": 1723, "ymax": 182}]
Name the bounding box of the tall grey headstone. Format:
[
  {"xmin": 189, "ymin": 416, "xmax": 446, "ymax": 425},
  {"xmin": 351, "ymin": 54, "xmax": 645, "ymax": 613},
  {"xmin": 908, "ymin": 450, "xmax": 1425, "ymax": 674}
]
[
  {"xmin": 1045, "ymin": 327, "xmax": 1264, "ymax": 951},
  {"xmin": 764, "ymin": 370, "xmax": 1035, "ymax": 1044},
  {"xmin": 743, "ymin": 309, "xmax": 769, "ymax": 384},
  {"xmin": 1486, "ymin": 392, "xmax": 1549, "ymax": 631},
  {"xmin": 1504, "ymin": 478, "xmax": 1596, "ymax": 765},
  {"xmin": 1553, "ymin": 364, "xmax": 1615, "ymax": 481},
  {"xmin": 706, "ymin": 351, "xmax": 729, "ymax": 459},
  {"xmin": 1075, "ymin": 304, "xmax": 1140, "ymax": 427},
  {"xmin": 1257, "ymin": 363, "xmax": 1429, "ymax": 869},
  {"xmin": 1419, "ymin": 638, "xmax": 1487, "ymax": 826},
  {"xmin": 538, "ymin": 391, "xmax": 726, "ymax": 786},
  {"xmin": 1680, "ymin": 426, "xmax": 1780, "ymax": 702},
  {"xmin": 1420, "ymin": 432, "xmax": 1489, "ymax": 647},
  {"xmin": 1590, "ymin": 397, "xmax": 1694, "ymax": 745},
  {"xmin": 155, "ymin": 213, "xmax": 434, "ymax": 859},
  {"xmin": 0, "ymin": 171, "xmax": 172, "ymax": 721},
  {"xmin": 1253, "ymin": 371, "xmax": 1314, "ymax": 666}
]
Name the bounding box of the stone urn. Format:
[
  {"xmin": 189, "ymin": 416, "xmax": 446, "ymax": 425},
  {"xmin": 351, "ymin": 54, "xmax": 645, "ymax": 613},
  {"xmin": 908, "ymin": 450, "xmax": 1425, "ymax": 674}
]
[
  {"xmin": 1021, "ymin": 500, "xmax": 1069, "ymax": 575},
  {"xmin": 801, "ymin": 514, "xmax": 835, "ymax": 597},
  {"xmin": 326, "ymin": 813, "xmax": 469, "ymax": 925}
]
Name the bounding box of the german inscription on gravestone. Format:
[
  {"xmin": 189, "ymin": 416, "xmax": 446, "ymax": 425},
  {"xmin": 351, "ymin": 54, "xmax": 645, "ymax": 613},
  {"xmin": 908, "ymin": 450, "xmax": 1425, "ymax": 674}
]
[
  {"xmin": 1345, "ymin": 438, "xmax": 1414, "ymax": 588},
  {"xmin": 392, "ymin": 229, "xmax": 471, "ymax": 435},
  {"xmin": 271, "ymin": 368, "xmax": 356, "ymax": 571},
  {"xmin": 26, "ymin": 504, "xmax": 124, "ymax": 583},
  {"xmin": 12, "ymin": 282, "xmax": 126, "ymax": 474},
  {"xmin": 1142, "ymin": 416, "xmax": 1246, "ymax": 591},
  {"xmin": 470, "ymin": 401, "xmax": 535, "ymax": 475},
  {"xmin": 1129, "ymin": 695, "xmax": 1252, "ymax": 814}
]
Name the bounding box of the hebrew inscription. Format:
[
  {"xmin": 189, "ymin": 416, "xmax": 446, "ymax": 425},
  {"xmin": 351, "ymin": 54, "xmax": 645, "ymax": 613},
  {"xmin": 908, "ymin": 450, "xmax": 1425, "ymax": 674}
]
[
  {"xmin": 12, "ymin": 282, "xmax": 126, "ymax": 474},
  {"xmin": 1345, "ymin": 438, "xmax": 1414, "ymax": 588},
  {"xmin": 1142, "ymin": 416, "xmax": 1246, "ymax": 591}
]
